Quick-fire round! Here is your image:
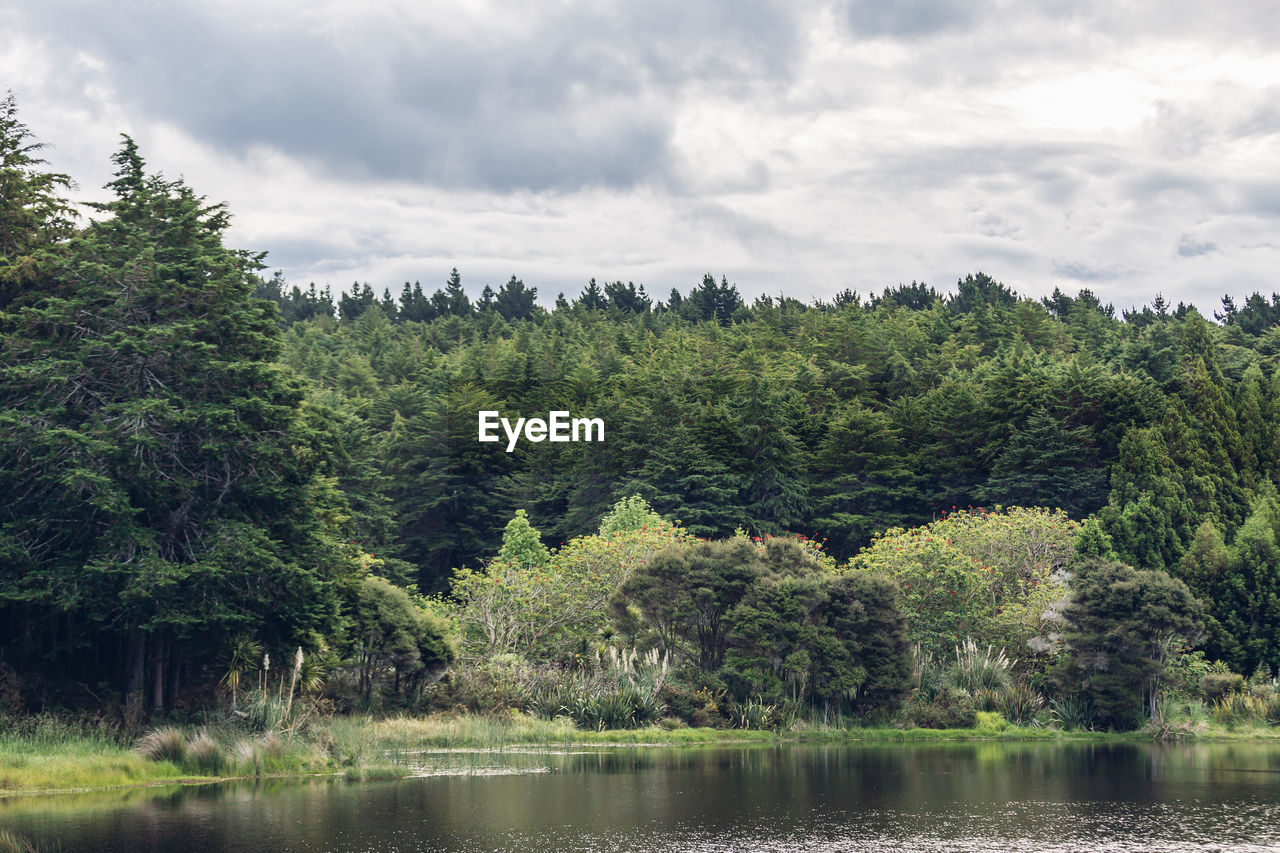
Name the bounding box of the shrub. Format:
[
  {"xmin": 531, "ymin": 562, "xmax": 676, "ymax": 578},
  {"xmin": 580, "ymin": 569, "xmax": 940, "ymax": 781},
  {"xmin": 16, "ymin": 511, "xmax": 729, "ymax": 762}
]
[
  {"xmin": 975, "ymin": 710, "xmax": 1007, "ymax": 733},
  {"xmin": 427, "ymin": 654, "xmax": 534, "ymax": 713},
  {"xmin": 993, "ymin": 683, "xmax": 1044, "ymax": 726},
  {"xmin": 526, "ymin": 648, "xmax": 670, "ymax": 730},
  {"xmin": 658, "ymin": 675, "xmax": 729, "ymax": 728},
  {"xmin": 904, "ymin": 686, "xmax": 976, "ymax": 729},
  {"xmin": 1048, "ymin": 696, "xmax": 1095, "ymax": 731},
  {"xmin": 1201, "ymin": 671, "xmax": 1245, "ymax": 703},
  {"xmin": 731, "ymin": 698, "xmax": 781, "ymax": 731},
  {"xmin": 1211, "ymin": 691, "xmax": 1279, "ymax": 726}
]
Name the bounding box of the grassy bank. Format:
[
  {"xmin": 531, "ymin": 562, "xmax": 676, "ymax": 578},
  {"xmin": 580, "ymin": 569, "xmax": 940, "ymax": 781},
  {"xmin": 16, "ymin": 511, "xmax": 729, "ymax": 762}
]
[
  {"xmin": 5, "ymin": 710, "xmax": 1280, "ymax": 797},
  {"xmin": 0, "ymin": 717, "xmax": 198, "ymax": 795}
]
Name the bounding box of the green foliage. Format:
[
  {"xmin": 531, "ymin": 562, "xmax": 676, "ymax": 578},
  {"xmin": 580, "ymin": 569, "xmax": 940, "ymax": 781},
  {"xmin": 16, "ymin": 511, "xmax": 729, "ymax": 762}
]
[
  {"xmin": 345, "ymin": 575, "xmax": 454, "ymax": 706},
  {"xmin": 453, "ymin": 508, "xmax": 689, "ymax": 660},
  {"xmin": 9, "ymin": 96, "xmax": 1280, "ymax": 726},
  {"xmin": 846, "ymin": 508, "xmax": 1075, "ymax": 657},
  {"xmin": 992, "ymin": 683, "xmax": 1045, "ymax": 726},
  {"xmin": 498, "ymin": 509, "xmax": 550, "ymax": 568},
  {"xmin": 904, "ymin": 685, "xmax": 977, "ymax": 729},
  {"xmin": 945, "ymin": 640, "xmax": 1014, "ymax": 695},
  {"xmin": 612, "ymin": 537, "xmax": 761, "ymax": 670},
  {"xmin": 598, "ymin": 495, "xmax": 667, "ymax": 536},
  {"xmin": 1201, "ymin": 671, "xmax": 1245, "ymax": 703},
  {"xmin": 1048, "ymin": 696, "xmax": 1095, "ymax": 731},
  {"xmin": 527, "ymin": 648, "xmax": 670, "ymax": 730},
  {"xmin": 1192, "ymin": 489, "xmax": 1280, "ymax": 675},
  {"xmin": 0, "ymin": 131, "xmax": 355, "ymax": 715},
  {"xmin": 0, "ymin": 92, "xmax": 76, "ymax": 304},
  {"xmin": 1060, "ymin": 558, "xmax": 1204, "ymax": 730}
]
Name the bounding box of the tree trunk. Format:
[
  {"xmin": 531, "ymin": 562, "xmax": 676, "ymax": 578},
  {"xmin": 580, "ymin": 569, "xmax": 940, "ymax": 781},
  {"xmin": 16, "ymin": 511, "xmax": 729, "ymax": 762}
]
[
  {"xmin": 151, "ymin": 635, "xmax": 165, "ymax": 712},
  {"xmin": 168, "ymin": 644, "xmax": 182, "ymax": 708},
  {"xmin": 124, "ymin": 629, "xmax": 146, "ymax": 724}
]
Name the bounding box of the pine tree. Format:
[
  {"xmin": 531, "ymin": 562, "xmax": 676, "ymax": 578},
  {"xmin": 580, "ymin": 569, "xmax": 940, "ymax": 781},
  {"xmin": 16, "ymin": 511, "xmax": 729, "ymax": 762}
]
[
  {"xmin": 436, "ymin": 267, "xmax": 471, "ymax": 317},
  {"xmin": 976, "ymin": 408, "xmax": 1108, "ymax": 517},
  {"xmin": 1206, "ymin": 489, "xmax": 1280, "ymax": 674},
  {"xmin": 0, "ymin": 136, "xmax": 349, "ymax": 715},
  {"xmin": 577, "ymin": 278, "xmax": 606, "ymax": 310},
  {"xmin": 496, "ymin": 275, "xmax": 537, "ymax": 321},
  {"xmin": 0, "ymin": 92, "xmax": 76, "ymax": 306}
]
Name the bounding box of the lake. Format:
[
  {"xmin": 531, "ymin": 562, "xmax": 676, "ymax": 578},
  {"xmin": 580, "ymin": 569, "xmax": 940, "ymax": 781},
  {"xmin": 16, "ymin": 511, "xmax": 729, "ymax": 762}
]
[{"xmin": 3, "ymin": 741, "xmax": 1279, "ymax": 851}]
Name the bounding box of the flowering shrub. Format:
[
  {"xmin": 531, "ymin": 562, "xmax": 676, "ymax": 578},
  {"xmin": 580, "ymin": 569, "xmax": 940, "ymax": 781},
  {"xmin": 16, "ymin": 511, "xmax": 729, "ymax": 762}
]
[{"xmin": 844, "ymin": 507, "xmax": 1077, "ymax": 657}]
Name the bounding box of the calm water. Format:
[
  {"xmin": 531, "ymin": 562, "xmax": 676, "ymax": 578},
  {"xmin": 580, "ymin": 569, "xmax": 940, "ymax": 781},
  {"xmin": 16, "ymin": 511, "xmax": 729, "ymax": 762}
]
[{"xmin": 4, "ymin": 742, "xmax": 1280, "ymax": 851}]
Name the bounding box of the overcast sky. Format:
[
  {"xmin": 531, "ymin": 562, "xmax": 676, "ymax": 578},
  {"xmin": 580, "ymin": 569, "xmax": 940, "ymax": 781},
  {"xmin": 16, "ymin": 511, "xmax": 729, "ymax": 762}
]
[{"xmin": 3, "ymin": 0, "xmax": 1279, "ymax": 311}]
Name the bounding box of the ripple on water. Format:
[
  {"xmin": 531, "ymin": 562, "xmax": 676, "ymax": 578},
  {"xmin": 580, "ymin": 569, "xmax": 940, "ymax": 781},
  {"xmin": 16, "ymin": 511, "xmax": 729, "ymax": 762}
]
[{"xmin": 378, "ymin": 799, "xmax": 1280, "ymax": 853}]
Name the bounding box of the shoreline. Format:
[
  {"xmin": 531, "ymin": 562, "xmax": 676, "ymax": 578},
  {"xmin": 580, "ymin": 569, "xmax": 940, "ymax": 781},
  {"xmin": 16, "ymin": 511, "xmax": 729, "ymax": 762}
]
[{"xmin": 5, "ymin": 712, "xmax": 1280, "ymax": 800}]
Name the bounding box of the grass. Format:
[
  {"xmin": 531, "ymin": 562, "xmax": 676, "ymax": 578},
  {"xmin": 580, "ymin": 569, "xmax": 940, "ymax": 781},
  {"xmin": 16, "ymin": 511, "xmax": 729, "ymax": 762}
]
[
  {"xmin": 0, "ymin": 716, "xmax": 200, "ymax": 795},
  {"xmin": 9, "ymin": 707, "xmax": 1280, "ymax": 798},
  {"xmin": 324, "ymin": 713, "xmax": 774, "ymax": 754}
]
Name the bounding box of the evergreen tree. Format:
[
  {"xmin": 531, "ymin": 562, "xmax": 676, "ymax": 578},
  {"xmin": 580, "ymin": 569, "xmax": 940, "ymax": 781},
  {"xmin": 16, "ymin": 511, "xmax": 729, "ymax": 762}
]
[
  {"xmin": 0, "ymin": 136, "xmax": 349, "ymax": 715},
  {"xmin": 603, "ymin": 280, "xmax": 650, "ymax": 313},
  {"xmin": 578, "ymin": 278, "xmax": 606, "ymax": 310},
  {"xmin": 0, "ymin": 92, "xmax": 76, "ymax": 308},
  {"xmin": 1061, "ymin": 558, "xmax": 1203, "ymax": 730},
  {"xmin": 433, "ymin": 267, "xmax": 470, "ymax": 317},
  {"xmin": 1203, "ymin": 490, "xmax": 1280, "ymax": 675},
  {"xmin": 383, "ymin": 382, "xmax": 514, "ymax": 589},
  {"xmin": 733, "ymin": 363, "xmax": 808, "ymax": 534},
  {"xmin": 496, "ymin": 275, "xmax": 537, "ymax": 321},
  {"xmin": 689, "ymin": 273, "xmax": 743, "ymax": 324},
  {"xmin": 809, "ymin": 404, "xmax": 918, "ymax": 558},
  {"xmin": 976, "ymin": 408, "xmax": 1108, "ymax": 517}
]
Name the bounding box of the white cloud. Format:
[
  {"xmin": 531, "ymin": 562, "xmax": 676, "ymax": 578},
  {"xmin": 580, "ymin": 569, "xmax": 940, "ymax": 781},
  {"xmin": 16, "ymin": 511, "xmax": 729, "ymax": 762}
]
[{"xmin": 3, "ymin": 0, "xmax": 1279, "ymax": 312}]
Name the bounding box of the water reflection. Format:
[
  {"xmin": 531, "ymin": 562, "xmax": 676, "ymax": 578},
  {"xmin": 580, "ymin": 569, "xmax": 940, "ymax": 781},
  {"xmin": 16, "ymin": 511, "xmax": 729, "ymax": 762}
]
[{"xmin": 3, "ymin": 742, "xmax": 1280, "ymax": 852}]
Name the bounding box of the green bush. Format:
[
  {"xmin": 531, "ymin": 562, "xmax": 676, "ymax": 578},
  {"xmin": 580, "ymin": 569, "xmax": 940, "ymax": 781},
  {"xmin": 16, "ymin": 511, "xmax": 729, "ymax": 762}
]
[
  {"xmin": 1210, "ymin": 691, "xmax": 1280, "ymax": 726},
  {"xmin": 730, "ymin": 698, "xmax": 782, "ymax": 731},
  {"xmin": 1048, "ymin": 696, "xmax": 1095, "ymax": 731},
  {"xmin": 993, "ymin": 683, "xmax": 1044, "ymax": 726},
  {"xmin": 427, "ymin": 654, "xmax": 534, "ymax": 713},
  {"xmin": 1201, "ymin": 671, "xmax": 1245, "ymax": 703},
  {"xmin": 903, "ymin": 686, "xmax": 976, "ymax": 729}
]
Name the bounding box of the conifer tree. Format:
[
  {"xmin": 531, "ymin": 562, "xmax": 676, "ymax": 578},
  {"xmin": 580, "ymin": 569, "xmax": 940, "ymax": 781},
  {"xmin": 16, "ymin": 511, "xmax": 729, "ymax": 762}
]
[{"xmin": 0, "ymin": 136, "xmax": 349, "ymax": 715}]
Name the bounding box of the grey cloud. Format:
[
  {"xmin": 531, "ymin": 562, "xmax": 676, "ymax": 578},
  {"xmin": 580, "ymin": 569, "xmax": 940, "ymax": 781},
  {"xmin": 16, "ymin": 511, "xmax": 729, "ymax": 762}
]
[
  {"xmin": 1242, "ymin": 182, "xmax": 1280, "ymax": 217},
  {"xmin": 13, "ymin": 0, "xmax": 801, "ymax": 192},
  {"xmin": 1232, "ymin": 89, "xmax": 1280, "ymax": 138},
  {"xmin": 1052, "ymin": 261, "xmax": 1123, "ymax": 281},
  {"xmin": 843, "ymin": 0, "xmax": 976, "ymax": 37},
  {"xmin": 1177, "ymin": 236, "xmax": 1218, "ymax": 258},
  {"xmin": 687, "ymin": 202, "xmax": 798, "ymax": 253},
  {"xmin": 860, "ymin": 141, "xmax": 1108, "ymax": 201},
  {"xmin": 1121, "ymin": 169, "xmax": 1219, "ymax": 205}
]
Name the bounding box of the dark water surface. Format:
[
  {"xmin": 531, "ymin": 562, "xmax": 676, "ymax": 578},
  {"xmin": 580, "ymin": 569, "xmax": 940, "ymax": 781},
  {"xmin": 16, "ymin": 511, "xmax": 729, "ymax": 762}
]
[{"xmin": 4, "ymin": 742, "xmax": 1280, "ymax": 851}]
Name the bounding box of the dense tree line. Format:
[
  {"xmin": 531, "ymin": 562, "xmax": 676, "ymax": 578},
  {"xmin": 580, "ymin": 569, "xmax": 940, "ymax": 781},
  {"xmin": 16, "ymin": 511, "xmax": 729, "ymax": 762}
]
[
  {"xmin": 1, "ymin": 96, "xmax": 1277, "ymax": 730},
  {"xmin": 259, "ymin": 253, "xmax": 1280, "ymax": 607}
]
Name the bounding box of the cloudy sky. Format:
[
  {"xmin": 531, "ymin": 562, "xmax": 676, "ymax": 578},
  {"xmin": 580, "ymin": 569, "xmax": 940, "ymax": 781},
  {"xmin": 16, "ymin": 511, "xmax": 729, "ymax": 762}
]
[{"xmin": 3, "ymin": 0, "xmax": 1279, "ymax": 311}]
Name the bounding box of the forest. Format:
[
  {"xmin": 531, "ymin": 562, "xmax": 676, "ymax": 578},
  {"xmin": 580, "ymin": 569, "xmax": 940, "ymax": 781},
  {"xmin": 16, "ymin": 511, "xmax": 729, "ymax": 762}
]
[{"xmin": 4, "ymin": 92, "xmax": 1280, "ymax": 739}]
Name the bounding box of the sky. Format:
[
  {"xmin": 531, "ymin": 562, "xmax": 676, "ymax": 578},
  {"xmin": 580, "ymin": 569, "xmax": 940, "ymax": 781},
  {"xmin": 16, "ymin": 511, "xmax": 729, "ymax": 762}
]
[{"xmin": 3, "ymin": 0, "xmax": 1279, "ymax": 313}]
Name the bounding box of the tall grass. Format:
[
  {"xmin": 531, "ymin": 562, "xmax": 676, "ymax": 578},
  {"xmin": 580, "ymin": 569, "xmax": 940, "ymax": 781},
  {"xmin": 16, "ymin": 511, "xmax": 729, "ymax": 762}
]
[
  {"xmin": 1211, "ymin": 691, "xmax": 1280, "ymax": 726},
  {"xmin": 526, "ymin": 648, "xmax": 670, "ymax": 730},
  {"xmin": 0, "ymin": 714, "xmax": 185, "ymax": 793},
  {"xmin": 947, "ymin": 640, "xmax": 1015, "ymax": 695}
]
